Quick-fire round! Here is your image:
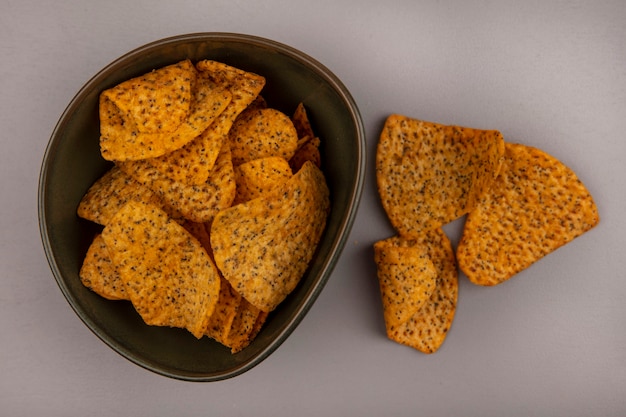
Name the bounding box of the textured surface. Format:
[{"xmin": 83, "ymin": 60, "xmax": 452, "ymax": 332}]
[{"xmin": 457, "ymin": 143, "xmax": 599, "ymax": 286}]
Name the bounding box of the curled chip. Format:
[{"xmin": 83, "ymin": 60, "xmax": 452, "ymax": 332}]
[
  {"xmin": 376, "ymin": 114, "xmax": 504, "ymax": 238},
  {"xmin": 100, "ymin": 60, "xmax": 232, "ymax": 161},
  {"xmin": 233, "ymin": 156, "xmax": 293, "ymax": 205},
  {"xmin": 104, "ymin": 60, "xmax": 196, "ymax": 134},
  {"xmin": 79, "ymin": 234, "xmax": 127, "ymax": 301},
  {"xmin": 143, "ymin": 76, "xmax": 233, "ymax": 185},
  {"xmin": 196, "ymin": 59, "xmax": 267, "ymax": 147},
  {"xmin": 118, "ymin": 141, "xmax": 236, "ymax": 223},
  {"xmin": 146, "ymin": 65, "xmax": 265, "ymax": 185},
  {"xmin": 229, "ymin": 108, "xmax": 299, "ymax": 166},
  {"xmin": 374, "ymin": 237, "xmax": 437, "ymax": 331},
  {"xmin": 457, "ymin": 142, "xmax": 600, "ymax": 286},
  {"xmin": 101, "ymin": 200, "xmax": 221, "ymax": 339},
  {"xmin": 210, "ymin": 161, "xmax": 330, "ymax": 312},
  {"xmin": 377, "ymin": 230, "xmax": 458, "ymax": 354},
  {"xmin": 77, "ymin": 165, "xmax": 162, "ymax": 226}
]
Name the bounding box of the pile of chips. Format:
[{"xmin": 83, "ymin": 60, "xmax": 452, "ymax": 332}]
[
  {"xmin": 77, "ymin": 60, "xmax": 330, "ymax": 353},
  {"xmin": 374, "ymin": 114, "xmax": 599, "ymax": 353}
]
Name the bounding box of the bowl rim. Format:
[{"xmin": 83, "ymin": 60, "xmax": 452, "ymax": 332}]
[{"xmin": 38, "ymin": 32, "xmax": 366, "ymax": 381}]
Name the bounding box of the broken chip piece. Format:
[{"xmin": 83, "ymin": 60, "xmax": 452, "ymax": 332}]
[
  {"xmin": 101, "ymin": 200, "xmax": 221, "ymax": 339},
  {"xmin": 457, "ymin": 142, "xmax": 600, "ymax": 286},
  {"xmin": 376, "ymin": 114, "xmax": 504, "ymax": 238},
  {"xmin": 210, "ymin": 161, "xmax": 330, "ymax": 312}
]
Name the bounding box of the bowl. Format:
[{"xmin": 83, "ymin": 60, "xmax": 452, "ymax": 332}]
[{"xmin": 38, "ymin": 33, "xmax": 365, "ymax": 381}]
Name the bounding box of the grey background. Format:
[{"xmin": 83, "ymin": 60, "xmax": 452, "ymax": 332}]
[{"xmin": 2, "ymin": 0, "xmax": 625, "ymax": 415}]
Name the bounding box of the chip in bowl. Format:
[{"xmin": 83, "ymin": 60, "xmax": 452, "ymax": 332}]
[
  {"xmin": 100, "ymin": 60, "xmax": 232, "ymax": 161},
  {"xmin": 211, "ymin": 161, "xmax": 330, "ymax": 312},
  {"xmin": 101, "ymin": 200, "xmax": 221, "ymax": 339}
]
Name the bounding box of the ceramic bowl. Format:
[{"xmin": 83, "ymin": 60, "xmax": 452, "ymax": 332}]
[{"xmin": 38, "ymin": 33, "xmax": 365, "ymax": 381}]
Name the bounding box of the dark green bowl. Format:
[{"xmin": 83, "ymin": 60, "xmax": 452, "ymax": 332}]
[{"xmin": 38, "ymin": 33, "xmax": 365, "ymax": 381}]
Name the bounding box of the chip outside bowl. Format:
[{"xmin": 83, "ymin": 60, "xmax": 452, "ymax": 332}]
[{"xmin": 38, "ymin": 33, "xmax": 365, "ymax": 381}]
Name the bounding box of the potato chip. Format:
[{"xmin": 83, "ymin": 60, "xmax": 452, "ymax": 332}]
[
  {"xmin": 381, "ymin": 229, "xmax": 458, "ymax": 354},
  {"xmin": 376, "ymin": 114, "xmax": 504, "ymax": 238},
  {"xmin": 103, "ymin": 60, "xmax": 196, "ymax": 134},
  {"xmin": 457, "ymin": 142, "xmax": 600, "ymax": 286},
  {"xmin": 100, "ymin": 61, "xmax": 232, "ymax": 161},
  {"xmin": 146, "ymin": 67, "xmax": 265, "ymax": 185},
  {"xmin": 181, "ymin": 220, "xmax": 212, "ymax": 253},
  {"xmin": 292, "ymin": 102, "xmax": 315, "ymax": 140},
  {"xmin": 77, "ymin": 165, "xmax": 162, "ymax": 225},
  {"xmin": 289, "ymin": 136, "xmax": 321, "ymax": 172},
  {"xmin": 196, "ymin": 60, "xmax": 266, "ymax": 137},
  {"xmin": 246, "ymin": 95, "xmax": 268, "ymax": 112},
  {"xmin": 205, "ymin": 276, "xmax": 243, "ymax": 343},
  {"xmin": 229, "ymin": 108, "xmax": 299, "ymax": 166},
  {"xmin": 101, "ymin": 200, "xmax": 220, "ymax": 338},
  {"xmin": 224, "ymin": 299, "xmax": 265, "ymax": 353},
  {"xmin": 233, "ymin": 156, "xmax": 293, "ymax": 205},
  {"xmin": 117, "ymin": 141, "xmax": 236, "ymax": 223},
  {"xmin": 373, "ymin": 237, "xmax": 437, "ymax": 331},
  {"xmin": 210, "ymin": 161, "xmax": 330, "ymax": 312},
  {"xmin": 79, "ymin": 234, "xmax": 127, "ymax": 301},
  {"xmin": 203, "ymin": 277, "xmax": 267, "ymax": 353}
]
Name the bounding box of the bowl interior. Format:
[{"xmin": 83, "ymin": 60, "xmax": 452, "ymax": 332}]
[{"xmin": 39, "ymin": 33, "xmax": 365, "ymax": 381}]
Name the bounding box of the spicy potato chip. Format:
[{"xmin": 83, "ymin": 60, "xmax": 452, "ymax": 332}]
[
  {"xmin": 379, "ymin": 230, "xmax": 458, "ymax": 354},
  {"xmin": 146, "ymin": 66, "xmax": 265, "ymax": 185},
  {"xmin": 117, "ymin": 141, "xmax": 236, "ymax": 223},
  {"xmin": 100, "ymin": 60, "xmax": 231, "ymax": 161},
  {"xmin": 292, "ymin": 102, "xmax": 315, "ymax": 140},
  {"xmin": 233, "ymin": 156, "xmax": 293, "ymax": 204},
  {"xmin": 376, "ymin": 114, "xmax": 504, "ymax": 238},
  {"xmin": 196, "ymin": 60, "xmax": 266, "ymax": 140},
  {"xmin": 457, "ymin": 142, "xmax": 600, "ymax": 286},
  {"xmin": 229, "ymin": 108, "xmax": 299, "ymax": 166},
  {"xmin": 104, "ymin": 60, "xmax": 196, "ymax": 134},
  {"xmin": 101, "ymin": 200, "xmax": 220, "ymax": 339},
  {"xmin": 374, "ymin": 237, "xmax": 437, "ymax": 331},
  {"xmin": 289, "ymin": 136, "xmax": 321, "ymax": 172},
  {"xmin": 225, "ymin": 299, "xmax": 266, "ymax": 353},
  {"xmin": 204, "ymin": 277, "xmax": 243, "ymax": 343},
  {"xmin": 77, "ymin": 165, "xmax": 161, "ymax": 225},
  {"xmin": 204, "ymin": 278, "xmax": 266, "ymax": 353},
  {"xmin": 79, "ymin": 234, "xmax": 127, "ymax": 301},
  {"xmin": 210, "ymin": 161, "xmax": 329, "ymax": 312}
]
